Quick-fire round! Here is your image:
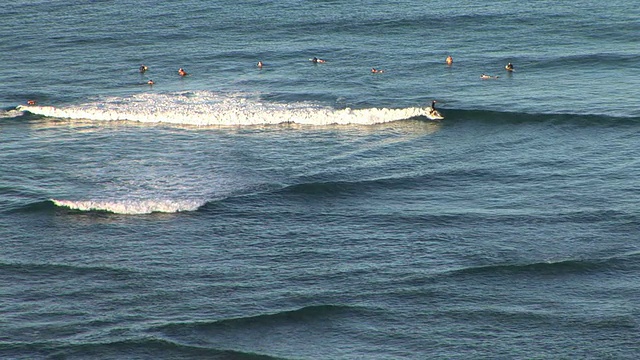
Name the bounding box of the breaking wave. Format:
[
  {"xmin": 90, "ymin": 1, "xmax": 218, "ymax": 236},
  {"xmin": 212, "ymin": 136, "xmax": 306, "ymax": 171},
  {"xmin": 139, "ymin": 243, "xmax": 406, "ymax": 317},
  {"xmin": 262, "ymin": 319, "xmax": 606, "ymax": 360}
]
[
  {"xmin": 17, "ymin": 91, "xmax": 431, "ymax": 126},
  {"xmin": 51, "ymin": 198, "xmax": 205, "ymax": 214}
]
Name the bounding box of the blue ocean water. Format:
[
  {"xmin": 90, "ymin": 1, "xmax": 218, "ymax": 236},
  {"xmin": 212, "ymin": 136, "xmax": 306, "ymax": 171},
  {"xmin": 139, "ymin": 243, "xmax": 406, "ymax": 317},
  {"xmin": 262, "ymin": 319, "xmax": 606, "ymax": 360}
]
[{"xmin": 1, "ymin": 0, "xmax": 639, "ymax": 358}]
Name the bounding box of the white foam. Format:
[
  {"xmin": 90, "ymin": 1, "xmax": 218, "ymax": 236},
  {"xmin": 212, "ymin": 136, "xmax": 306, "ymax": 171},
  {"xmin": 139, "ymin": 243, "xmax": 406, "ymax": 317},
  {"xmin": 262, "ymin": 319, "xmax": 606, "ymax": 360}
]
[
  {"xmin": 18, "ymin": 91, "xmax": 429, "ymax": 126},
  {"xmin": 52, "ymin": 198, "xmax": 204, "ymax": 215},
  {"xmin": 1, "ymin": 109, "xmax": 24, "ymax": 118}
]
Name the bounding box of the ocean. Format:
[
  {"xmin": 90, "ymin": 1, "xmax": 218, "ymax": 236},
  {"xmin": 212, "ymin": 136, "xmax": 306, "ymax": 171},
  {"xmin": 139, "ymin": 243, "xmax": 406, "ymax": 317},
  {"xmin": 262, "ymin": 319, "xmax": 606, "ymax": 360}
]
[{"xmin": 1, "ymin": 0, "xmax": 639, "ymax": 358}]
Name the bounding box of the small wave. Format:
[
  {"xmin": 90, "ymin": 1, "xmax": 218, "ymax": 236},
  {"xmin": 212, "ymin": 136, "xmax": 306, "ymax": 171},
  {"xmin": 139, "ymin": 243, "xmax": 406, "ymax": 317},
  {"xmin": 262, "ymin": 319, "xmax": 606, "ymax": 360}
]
[
  {"xmin": 279, "ymin": 181, "xmax": 365, "ymax": 197},
  {"xmin": 532, "ymin": 53, "xmax": 640, "ymax": 69},
  {"xmin": 51, "ymin": 198, "xmax": 205, "ymax": 214},
  {"xmin": 448, "ymin": 253, "xmax": 640, "ymax": 278},
  {"xmin": 0, "ymin": 260, "xmax": 135, "ymax": 279},
  {"xmin": 156, "ymin": 304, "xmax": 360, "ymax": 334},
  {"xmin": 5, "ymin": 199, "xmax": 57, "ymax": 214},
  {"xmin": 17, "ymin": 91, "xmax": 431, "ymax": 126},
  {"xmin": 276, "ymin": 169, "xmax": 489, "ymax": 197},
  {"xmin": 10, "ymin": 337, "xmax": 287, "ymax": 360},
  {"xmin": 444, "ymin": 108, "xmax": 640, "ymax": 124},
  {"xmin": 145, "ymin": 305, "xmax": 364, "ymax": 360}
]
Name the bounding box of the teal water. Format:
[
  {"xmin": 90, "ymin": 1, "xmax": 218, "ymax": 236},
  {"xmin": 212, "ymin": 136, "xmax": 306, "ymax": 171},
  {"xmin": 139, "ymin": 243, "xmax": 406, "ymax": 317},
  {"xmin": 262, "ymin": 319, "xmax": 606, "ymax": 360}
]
[{"xmin": 1, "ymin": 1, "xmax": 640, "ymax": 359}]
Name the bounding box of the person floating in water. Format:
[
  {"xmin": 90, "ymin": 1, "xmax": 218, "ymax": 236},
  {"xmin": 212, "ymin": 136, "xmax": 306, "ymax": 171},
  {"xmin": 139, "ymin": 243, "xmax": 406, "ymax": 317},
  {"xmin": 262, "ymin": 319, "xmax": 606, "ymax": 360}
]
[
  {"xmin": 505, "ymin": 63, "xmax": 514, "ymax": 72},
  {"xmin": 140, "ymin": 64, "xmax": 148, "ymax": 73},
  {"xmin": 371, "ymin": 68, "xmax": 384, "ymax": 73},
  {"xmin": 311, "ymin": 57, "xmax": 326, "ymax": 63},
  {"xmin": 148, "ymin": 79, "xmax": 154, "ymax": 85},
  {"xmin": 446, "ymin": 56, "xmax": 453, "ymax": 66},
  {"xmin": 481, "ymin": 74, "xmax": 499, "ymax": 79},
  {"xmin": 178, "ymin": 68, "xmax": 188, "ymax": 76},
  {"xmin": 257, "ymin": 61, "xmax": 263, "ymax": 68}
]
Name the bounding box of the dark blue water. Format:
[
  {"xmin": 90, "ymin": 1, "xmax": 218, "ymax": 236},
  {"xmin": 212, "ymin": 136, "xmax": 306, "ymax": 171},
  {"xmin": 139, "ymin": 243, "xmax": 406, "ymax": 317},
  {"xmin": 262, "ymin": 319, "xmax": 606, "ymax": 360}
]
[{"xmin": 1, "ymin": 0, "xmax": 639, "ymax": 358}]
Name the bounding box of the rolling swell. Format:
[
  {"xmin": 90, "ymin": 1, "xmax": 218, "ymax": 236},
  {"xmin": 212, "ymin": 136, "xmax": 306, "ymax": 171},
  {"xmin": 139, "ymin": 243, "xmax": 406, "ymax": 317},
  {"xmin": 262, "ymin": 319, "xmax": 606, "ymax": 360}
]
[
  {"xmin": 443, "ymin": 108, "xmax": 640, "ymax": 124},
  {"xmin": 4, "ymin": 199, "xmax": 57, "ymax": 214},
  {"xmin": 445, "ymin": 252, "xmax": 640, "ymax": 279},
  {"xmin": 0, "ymin": 260, "xmax": 137, "ymax": 280},
  {"xmin": 530, "ymin": 53, "xmax": 640, "ymax": 69},
  {"xmin": 273, "ymin": 168, "xmax": 511, "ymax": 197},
  {"xmin": 389, "ymin": 253, "xmax": 640, "ymax": 300},
  {"xmin": 154, "ymin": 304, "xmax": 362, "ymax": 335},
  {"xmin": 147, "ymin": 305, "xmax": 368, "ymax": 358},
  {"xmin": 1, "ymin": 338, "xmax": 285, "ymax": 360}
]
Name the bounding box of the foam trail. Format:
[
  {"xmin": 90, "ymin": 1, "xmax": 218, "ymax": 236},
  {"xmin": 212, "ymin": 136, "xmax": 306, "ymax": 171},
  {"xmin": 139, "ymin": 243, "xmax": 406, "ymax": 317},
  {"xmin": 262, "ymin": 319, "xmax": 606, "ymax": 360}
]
[
  {"xmin": 52, "ymin": 198, "xmax": 204, "ymax": 214},
  {"xmin": 17, "ymin": 91, "xmax": 430, "ymax": 126},
  {"xmin": 1, "ymin": 108, "xmax": 24, "ymax": 118}
]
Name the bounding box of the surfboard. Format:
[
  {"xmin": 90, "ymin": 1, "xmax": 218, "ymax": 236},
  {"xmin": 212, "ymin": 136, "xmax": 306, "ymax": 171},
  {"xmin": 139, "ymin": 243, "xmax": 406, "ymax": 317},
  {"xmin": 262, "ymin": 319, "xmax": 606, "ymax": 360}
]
[{"xmin": 425, "ymin": 107, "xmax": 444, "ymax": 120}]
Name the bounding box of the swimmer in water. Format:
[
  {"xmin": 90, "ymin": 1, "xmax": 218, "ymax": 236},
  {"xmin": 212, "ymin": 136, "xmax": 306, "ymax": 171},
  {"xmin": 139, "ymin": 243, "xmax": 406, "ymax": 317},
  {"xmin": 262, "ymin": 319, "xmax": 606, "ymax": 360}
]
[
  {"xmin": 446, "ymin": 56, "xmax": 453, "ymax": 65},
  {"xmin": 178, "ymin": 68, "xmax": 188, "ymax": 76},
  {"xmin": 148, "ymin": 79, "xmax": 154, "ymax": 85},
  {"xmin": 481, "ymin": 74, "xmax": 499, "ymax": 79},
  {"xmin": 257, "ymin": 61, "xmax": 263, "ymax": 68},
  {"xmin": 505, "ymin": 62, "xmax": 514, "ymax": 72},
  {"xmin": 27, "ymin": 100, "xmax": 36, "ymax": 105},
  {"xmin": 311, "ymin": 57, "xmax": 326, "ymax": 63},
  {"xmin": 371, "ymin": 68, "xmax": 384, "ymax": 73},
  {"xmin": 140, "ymin": 64, "xmax": 148, "ymax": 73}
]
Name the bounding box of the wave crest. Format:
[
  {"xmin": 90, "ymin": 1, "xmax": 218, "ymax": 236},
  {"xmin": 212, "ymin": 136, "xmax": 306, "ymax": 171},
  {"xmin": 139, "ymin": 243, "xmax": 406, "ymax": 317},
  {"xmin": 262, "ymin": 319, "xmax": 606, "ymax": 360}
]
[
  {"xmin": 17, "ymin": 91, "xmax": 430, "ymax": 126},
  {"xmin": 52, "ymin": 198, "xmax": 204, "ymax": 214},
  {"xmin": 156, "ymin": 304, "xmax": 361, "ymax": 334},
  {"xmin": 447, "ymin": 253, "xmax": 640, "ymax": 279}
]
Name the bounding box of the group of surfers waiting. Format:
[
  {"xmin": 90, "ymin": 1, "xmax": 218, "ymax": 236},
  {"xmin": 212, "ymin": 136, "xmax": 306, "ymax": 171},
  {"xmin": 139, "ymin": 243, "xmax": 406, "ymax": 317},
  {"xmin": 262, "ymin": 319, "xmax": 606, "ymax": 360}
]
[
  {"xmin": 23, "ymin": 56, "xmax": 513, "ymax": 108},
  {"xmin": 141, "ymin": 65, "xmax": 188, "ymax": 85},
  {"xmin": 138, "ymin": 56, "xmax": 514, "ymax": 86},
  {"xmin": 134, "ymin": 56, "xmax": 514, "ymax": 120},
  {"xmin": 446, "ymin": 55, "xmax": 515, "ymax": 79}
]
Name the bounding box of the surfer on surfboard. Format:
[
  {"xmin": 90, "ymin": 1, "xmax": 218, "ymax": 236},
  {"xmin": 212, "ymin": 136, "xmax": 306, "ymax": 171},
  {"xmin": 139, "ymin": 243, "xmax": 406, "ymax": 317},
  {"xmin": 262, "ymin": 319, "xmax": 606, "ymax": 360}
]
[
  {"xmin": 371, "ymin": 68, "xmax": 384, "ymax": 73},
  {"xmin": 427, "ymin": 100, "xmax": 443, "ymax": 120},
  {"xmin": 429, "ymin": 100, "xmax": 438, "ymax": 115}
]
